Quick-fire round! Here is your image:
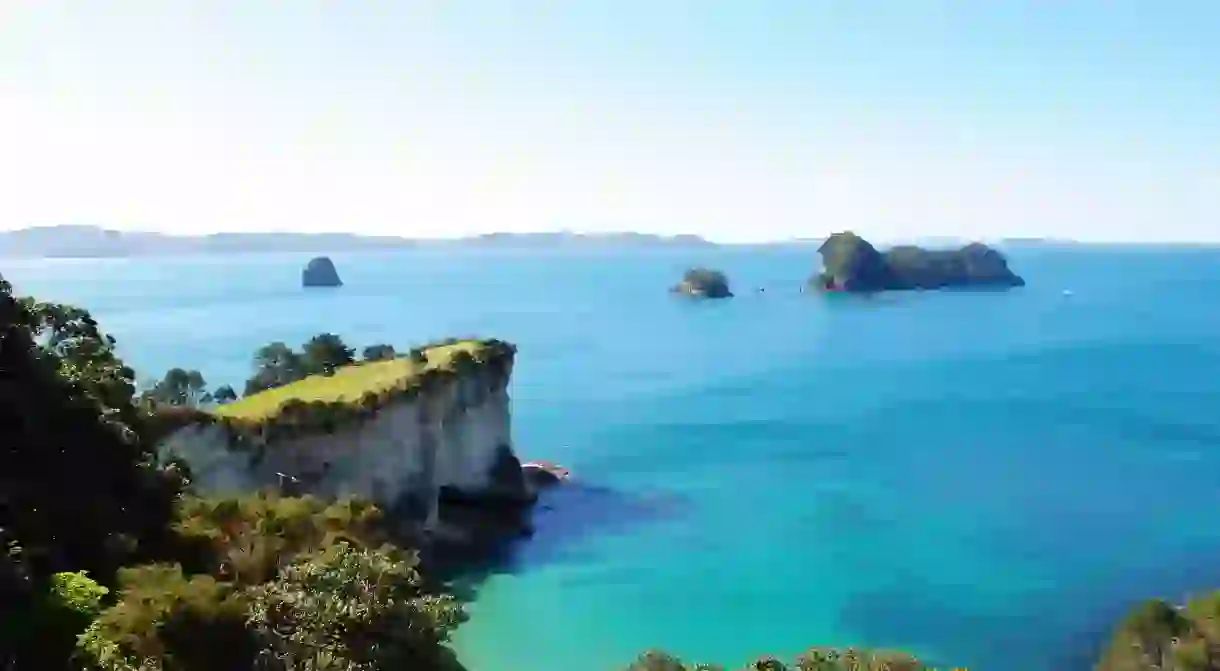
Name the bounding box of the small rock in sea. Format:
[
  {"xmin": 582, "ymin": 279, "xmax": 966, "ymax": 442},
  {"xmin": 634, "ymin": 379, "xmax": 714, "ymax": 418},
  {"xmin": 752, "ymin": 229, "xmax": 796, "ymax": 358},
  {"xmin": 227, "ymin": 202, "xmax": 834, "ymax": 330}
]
[
  {"xmin": 302, "ymin": 256, "xmax": 343, "ymax": 288},
  {"xmin": 670, "ymin": 267, "xmax": 733, "ymax": 298}
]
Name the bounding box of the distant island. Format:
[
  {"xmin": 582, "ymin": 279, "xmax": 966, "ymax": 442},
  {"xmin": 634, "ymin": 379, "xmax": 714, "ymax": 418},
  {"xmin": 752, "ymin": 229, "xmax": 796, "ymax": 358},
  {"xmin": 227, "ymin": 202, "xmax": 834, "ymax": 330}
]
[
  {"xmin": 811, "ymin": 231, "xmax": 1026, "ymax": 292},
  {"xmin": 671, "ymin": 267, "xmax": 733, "ymax": 298},
  {"xmin": 301, "ymin": 256, "xmax": 342, "ymax": 288},
  {"xmin": 0, "ymin": 225, "xmax": 716, "ymax": 258}
]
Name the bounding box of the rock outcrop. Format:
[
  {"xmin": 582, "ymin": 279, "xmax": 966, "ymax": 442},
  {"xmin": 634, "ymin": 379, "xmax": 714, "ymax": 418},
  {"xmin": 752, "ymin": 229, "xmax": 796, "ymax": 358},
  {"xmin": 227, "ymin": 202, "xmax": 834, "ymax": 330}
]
[
  {"xmin": 159, "ymin": 341, "xmax": 535, "ymax": 548},
  {"xmin": 811, "ymin": 231, "xmax": 1025, "ymax": 292},
  {"xmin": 671, "ymin": 267, "xmax": 733, "ymax": 298},
  {"xmin": 302, "ymin": 256, "xmax": 342, "ymax": 288}
]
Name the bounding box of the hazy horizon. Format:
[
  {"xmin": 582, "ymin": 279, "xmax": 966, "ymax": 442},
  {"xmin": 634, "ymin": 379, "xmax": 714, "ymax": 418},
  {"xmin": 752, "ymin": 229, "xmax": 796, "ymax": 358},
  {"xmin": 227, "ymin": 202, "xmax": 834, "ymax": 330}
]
[{"xmin": 2, "ymin": 2, "xmax": 1218, "ymax": 244}]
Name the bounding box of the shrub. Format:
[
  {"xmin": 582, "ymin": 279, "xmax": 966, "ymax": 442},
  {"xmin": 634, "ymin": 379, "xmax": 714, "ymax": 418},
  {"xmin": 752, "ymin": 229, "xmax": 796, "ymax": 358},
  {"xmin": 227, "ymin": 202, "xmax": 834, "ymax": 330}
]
[
  {"xmin": 172, "ymin": 493, "xmax": 386, "ymax": 586},
  {"xmin": 362, "ymin": 343, "xmax": 397, "ymax": 361},
  {"xmin": 623, "ymin": 647, "xmax": 937, "ymax": 671},
  {"xmin": 77, "ymin": 564, "xmax": 256, "ymax": 671},
  {"xmin": 245, "ymin": 542, "xmax": 468, "ymax": 671}
]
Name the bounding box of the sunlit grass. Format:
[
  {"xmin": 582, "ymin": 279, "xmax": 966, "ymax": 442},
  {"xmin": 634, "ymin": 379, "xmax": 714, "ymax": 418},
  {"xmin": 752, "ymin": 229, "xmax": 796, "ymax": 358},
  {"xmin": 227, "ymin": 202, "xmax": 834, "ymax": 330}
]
[{"xmin": 211, "ymin": 340, "xmax": 487, "ymax": 423}]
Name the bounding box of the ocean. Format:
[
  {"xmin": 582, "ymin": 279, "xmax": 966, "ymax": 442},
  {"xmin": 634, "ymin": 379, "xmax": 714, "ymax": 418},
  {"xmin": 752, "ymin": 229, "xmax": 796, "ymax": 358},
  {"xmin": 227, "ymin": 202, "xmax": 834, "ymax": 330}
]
[{"xmin": 6, "ymin": 243, "xmax": 1220, "ymax": 670}]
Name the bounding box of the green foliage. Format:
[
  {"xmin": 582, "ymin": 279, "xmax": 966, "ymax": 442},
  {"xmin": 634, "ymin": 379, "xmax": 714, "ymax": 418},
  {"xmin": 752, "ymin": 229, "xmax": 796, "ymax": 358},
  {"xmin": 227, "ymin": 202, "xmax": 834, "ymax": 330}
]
[
  {"xmin": 1096, "ymin": 594, "xmax": 1220, "ymax": 671},
  {"xmin": 172, "ymin": 492, "xmax": 386, "ymax": 585},
  {"xmin": 15, "ymin": 293, "xmax": 141, "ymax": 426},
  {"xmin": 2, "ymin": 571, "xmax": 111, "ymax": 671},
  {"xmin": 78, "ymin": 544, "xmax": 467, "ymax": 671},
  {"xmin": 362, "ymin": 343, "xmax": 396, "ymax": 361},
  {"xmin": 245, "ymin": 542, "xmax": 467, "ymax": 671},
  {"xmin": 623, "ymin": 647, "xmax": 936, "ymax": 671},
  {"xmin": 213, "ymin": 384, "xmax": 238, "ymax": 403},
  {"xmin": 0, "ymin": 279, "xmax": 180, "ymax": 583},
  {"xmin": 142, "ymin": 368, "xmax": 212, "ymax": 407},
  {"xmin": 213, "ymin": 339, "xmax": 514, "ymax": 446},
  {"xmin": 78, "ymin": 564, "xmax": 257, "ymax": 671},
  {"xmin": 302, "ymin": 333, "xmax": 356, "ymax": 375},
  {"xmin": 46, "ymin": 570, "xmax": 109, "ymax": 619},
  {"xmin": 244, "ymin": 341, "xmax": 307, "ymax": 395}
]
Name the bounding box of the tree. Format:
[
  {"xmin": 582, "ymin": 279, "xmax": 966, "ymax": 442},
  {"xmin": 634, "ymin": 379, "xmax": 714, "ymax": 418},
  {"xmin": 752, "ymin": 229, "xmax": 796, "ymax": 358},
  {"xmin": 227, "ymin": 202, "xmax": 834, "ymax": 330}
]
[
  {"xmin": 245, "ymin": 542, "xmax": 467, "ymax": 671},
  {"xmin": 245, "ymin": 342, "xmax": 305, "ymax": 395},
  {"xmin": 143, "ymin": 368, "xmax": 212, "ymax": 407},
  {"xmin": 362, "ymin": 343, "xmax": 396, "ymax": 361},
  {"xmin": 0, "ymin": 279, "xmax": 182, "ymax": 669},
  {"xmin": 212, "ymin": 385, "xmax": 238, "ymax": 404},
  {"xmin": 302, "ymin": 333, "xmax": 355, "ymax": 375}
]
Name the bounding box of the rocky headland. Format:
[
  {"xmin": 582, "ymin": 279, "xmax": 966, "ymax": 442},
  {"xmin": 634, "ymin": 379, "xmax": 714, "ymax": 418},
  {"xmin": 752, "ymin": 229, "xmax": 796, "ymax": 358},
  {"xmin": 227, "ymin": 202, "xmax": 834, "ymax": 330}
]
[
  {"xmin": 671, "ymin": 267, "xmax": 733, "ymax": 298},
  {"xmin": 302, "ymin": 255, "xmax": 343, "ymax": 287},
  {"xmin": 811, "ymin": 231, "xmax": 1025, "ymax": 292},
  {"xmin": 158, "ymin": 339, "xmax": 552, "ymax": 555}
]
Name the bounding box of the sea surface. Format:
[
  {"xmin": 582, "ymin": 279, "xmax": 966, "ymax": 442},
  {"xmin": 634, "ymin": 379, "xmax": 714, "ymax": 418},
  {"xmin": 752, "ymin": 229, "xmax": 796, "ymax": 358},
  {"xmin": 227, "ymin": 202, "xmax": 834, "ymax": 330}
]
[{"xmin": 6, "ymin": 244, "xmax": 1220, "ymax": 670}]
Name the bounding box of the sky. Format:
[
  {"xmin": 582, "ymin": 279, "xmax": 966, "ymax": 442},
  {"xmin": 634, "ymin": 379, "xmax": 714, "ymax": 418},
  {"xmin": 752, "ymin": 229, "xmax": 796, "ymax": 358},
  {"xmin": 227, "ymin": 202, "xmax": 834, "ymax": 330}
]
[{"xmin": 1, "ymin": 1, "xmax": 1218, "ymax": 243}]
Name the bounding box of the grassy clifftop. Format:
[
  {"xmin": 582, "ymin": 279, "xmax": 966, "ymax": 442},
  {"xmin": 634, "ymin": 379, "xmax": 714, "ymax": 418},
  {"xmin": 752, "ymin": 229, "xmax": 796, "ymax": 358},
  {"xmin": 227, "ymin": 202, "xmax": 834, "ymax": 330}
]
[
  {"xmin": 214, "ymin": 339, "xmax": 505, "ymax": 424},
  {"xmin": 157, "ymin": 338, "xmax": 516, "ymax": 447}
]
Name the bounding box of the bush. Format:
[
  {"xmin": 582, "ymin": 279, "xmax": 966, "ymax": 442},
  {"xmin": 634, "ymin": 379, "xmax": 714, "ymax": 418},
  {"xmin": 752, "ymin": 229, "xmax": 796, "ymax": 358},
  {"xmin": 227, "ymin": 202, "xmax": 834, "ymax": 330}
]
[
  {"xmin": 77, "ymin": 564, "xmax": 256, "ymax": 671},
  {"xmin": 623, "ymin": 647, "xmax": 936, "ymax": 671},
  {"xmin": 172, "ymin": 493, "xmax": 386, "ymax": 586},
  {"xmin": 362, "ymin": 344, "xmax": 396, "ymax": 361},
  {"xmin": 245, "ymin": 542, "xmax": 467, "ymax": 671}
]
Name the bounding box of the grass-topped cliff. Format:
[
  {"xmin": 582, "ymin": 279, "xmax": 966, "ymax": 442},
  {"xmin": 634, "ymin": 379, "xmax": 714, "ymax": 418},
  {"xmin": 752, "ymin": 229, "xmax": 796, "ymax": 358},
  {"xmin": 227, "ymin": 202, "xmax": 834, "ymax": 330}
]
[
  {"xmin": 150, "ymin": 337, "xmax": 515, "ymax": 449},
  {"xmin": 812, "ymin": 231, "xmax": 1025, "ymax": 292},
  {"xmin": 216, "ymin": 339, "xmax": 511, "ymax": 430}
]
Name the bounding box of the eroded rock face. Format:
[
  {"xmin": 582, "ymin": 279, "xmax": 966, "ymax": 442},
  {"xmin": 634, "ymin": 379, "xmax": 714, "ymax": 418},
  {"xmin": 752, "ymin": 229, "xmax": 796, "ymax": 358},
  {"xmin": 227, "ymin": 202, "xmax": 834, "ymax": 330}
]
[
  {"xmin": 812, "ymin": 231, "xmax": 1025, "ymax": 292},
  {"xmin": 302, "ymin": 256, "xmax": 342, "ymax": 288}
]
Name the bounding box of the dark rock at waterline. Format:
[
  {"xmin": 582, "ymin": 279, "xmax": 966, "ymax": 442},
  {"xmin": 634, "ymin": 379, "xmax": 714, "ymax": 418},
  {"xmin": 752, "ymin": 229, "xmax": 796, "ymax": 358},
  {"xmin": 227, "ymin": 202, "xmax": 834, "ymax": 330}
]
[
  {"xmin": 302, "ymin": 256, "xmax": 342, "ymax": 288},
  {"xmin": 522, "ymin": 461, "xmax": 570, "ymax": 490},
  {"xmin": 811, "ymin": 231, "xmax": 1025, "ymax": 292}
]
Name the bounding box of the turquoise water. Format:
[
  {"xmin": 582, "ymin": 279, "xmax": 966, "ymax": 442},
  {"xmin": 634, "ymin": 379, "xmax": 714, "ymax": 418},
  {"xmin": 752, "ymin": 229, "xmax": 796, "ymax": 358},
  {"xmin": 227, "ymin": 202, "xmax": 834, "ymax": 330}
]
[{"xmin": 6, "ymin": 244, "xmax": 1220, "ymax": 670}]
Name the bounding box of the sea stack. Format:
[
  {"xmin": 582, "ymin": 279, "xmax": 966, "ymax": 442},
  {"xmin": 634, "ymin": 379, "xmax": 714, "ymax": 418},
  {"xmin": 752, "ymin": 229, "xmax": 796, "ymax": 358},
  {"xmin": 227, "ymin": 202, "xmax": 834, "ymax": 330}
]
[
  {"xmin": 302, "ymin": 256, "xmax": 342, "ymax": 288},
  {"xmin": 671, "ymin": 267, "xmax": 733, "ymax": 298}
]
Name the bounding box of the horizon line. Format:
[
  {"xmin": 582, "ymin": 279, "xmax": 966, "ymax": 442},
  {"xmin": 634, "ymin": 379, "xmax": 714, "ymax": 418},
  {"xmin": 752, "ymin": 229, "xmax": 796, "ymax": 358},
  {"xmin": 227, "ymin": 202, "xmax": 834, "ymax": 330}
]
[{"xmin": 5, "ymin": 224, "xmax": 1220, "ymax": 247}]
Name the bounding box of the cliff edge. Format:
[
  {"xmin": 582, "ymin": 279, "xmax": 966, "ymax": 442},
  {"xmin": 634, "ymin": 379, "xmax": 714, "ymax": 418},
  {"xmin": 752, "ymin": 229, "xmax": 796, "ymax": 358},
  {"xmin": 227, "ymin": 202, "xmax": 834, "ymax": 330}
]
[
  {"xmin": 812, "ymin": 231, "xmax": 1025, "ymax": 292},
  {"xmin": 302, "ymin": 256, "xmax": 342, "ymax": 287},
  {"xmin": 158, "ymin": 339, "xmax": 535, "ymax": 547}
]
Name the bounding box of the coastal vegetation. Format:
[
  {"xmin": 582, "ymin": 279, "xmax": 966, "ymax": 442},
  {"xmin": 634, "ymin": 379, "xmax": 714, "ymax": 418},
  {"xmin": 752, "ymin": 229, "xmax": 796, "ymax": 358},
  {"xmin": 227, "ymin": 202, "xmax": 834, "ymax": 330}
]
[
  {"xmin": 4, "ymin": 274, "xmax": 1199, "ymax": 671},
  {"xmin": 812, "ymin": 231, "xmax": 1025, "ymax": 292},
  {"xmin": 672, "ymin": 267, "xmax": 733, "ymax": 298},
  {"xmin": 219, "ymin": 339, "xmax": 497, "ymax": 425},
  {"xmin": 624, "ymin": 647, "xmax": 938, "ymax": 670},
  {"xmin": 1094, "ymin": 593, "xmax": 1220, "ymax": 670}
]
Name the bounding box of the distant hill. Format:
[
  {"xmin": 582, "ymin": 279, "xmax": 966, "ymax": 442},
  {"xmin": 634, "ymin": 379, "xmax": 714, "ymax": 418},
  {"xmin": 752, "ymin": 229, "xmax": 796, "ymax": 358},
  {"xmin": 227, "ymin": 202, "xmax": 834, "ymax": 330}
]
[{"xmin": 0, "ymin": 226, "xmax": 716, "ymax": 258}]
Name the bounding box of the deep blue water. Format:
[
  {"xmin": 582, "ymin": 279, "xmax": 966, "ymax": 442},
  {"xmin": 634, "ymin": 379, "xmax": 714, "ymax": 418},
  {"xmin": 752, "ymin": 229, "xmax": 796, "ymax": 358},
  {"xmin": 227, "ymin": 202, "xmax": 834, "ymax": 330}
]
[{"xmin": 6, "ymin": 244, "xmax": 1220, "ymax": 670}]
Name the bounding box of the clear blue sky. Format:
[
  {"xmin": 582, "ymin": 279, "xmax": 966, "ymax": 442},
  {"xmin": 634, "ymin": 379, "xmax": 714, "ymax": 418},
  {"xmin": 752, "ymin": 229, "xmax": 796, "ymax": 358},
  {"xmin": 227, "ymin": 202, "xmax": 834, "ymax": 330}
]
[{"xmin": 1, "ymin": 1, "xmax": 1217, "ymax": 242}]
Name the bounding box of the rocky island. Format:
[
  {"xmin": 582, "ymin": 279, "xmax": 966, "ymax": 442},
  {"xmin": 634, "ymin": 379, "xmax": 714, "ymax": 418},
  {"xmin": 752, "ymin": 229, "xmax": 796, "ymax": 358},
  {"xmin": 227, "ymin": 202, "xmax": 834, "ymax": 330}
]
[
  {"xmin": 671, "ymin": 267, "xmax": 733, "ymax": 298},
  {"xmin": 301, "ymin": 255, "xmax": 342, "ymax": 287},
  {"xmin": 811, "ymin": 231, "xmax": 1025, "ymax": 292}
]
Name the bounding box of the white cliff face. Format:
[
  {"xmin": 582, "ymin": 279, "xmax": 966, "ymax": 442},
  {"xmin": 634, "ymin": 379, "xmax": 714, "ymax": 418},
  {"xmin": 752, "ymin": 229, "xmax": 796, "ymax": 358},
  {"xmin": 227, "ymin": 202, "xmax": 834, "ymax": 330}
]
[{"xmin": 159, "ymin": 359, "xmax": 516, "ymax": 532}]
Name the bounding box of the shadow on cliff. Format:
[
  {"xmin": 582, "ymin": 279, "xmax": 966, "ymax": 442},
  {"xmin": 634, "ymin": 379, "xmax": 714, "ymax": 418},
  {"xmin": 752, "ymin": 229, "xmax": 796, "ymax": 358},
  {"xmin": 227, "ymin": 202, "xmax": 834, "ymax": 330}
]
[{"xmin": 435, "ymin": 481, "xmax": 690, "ymax": 600}]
